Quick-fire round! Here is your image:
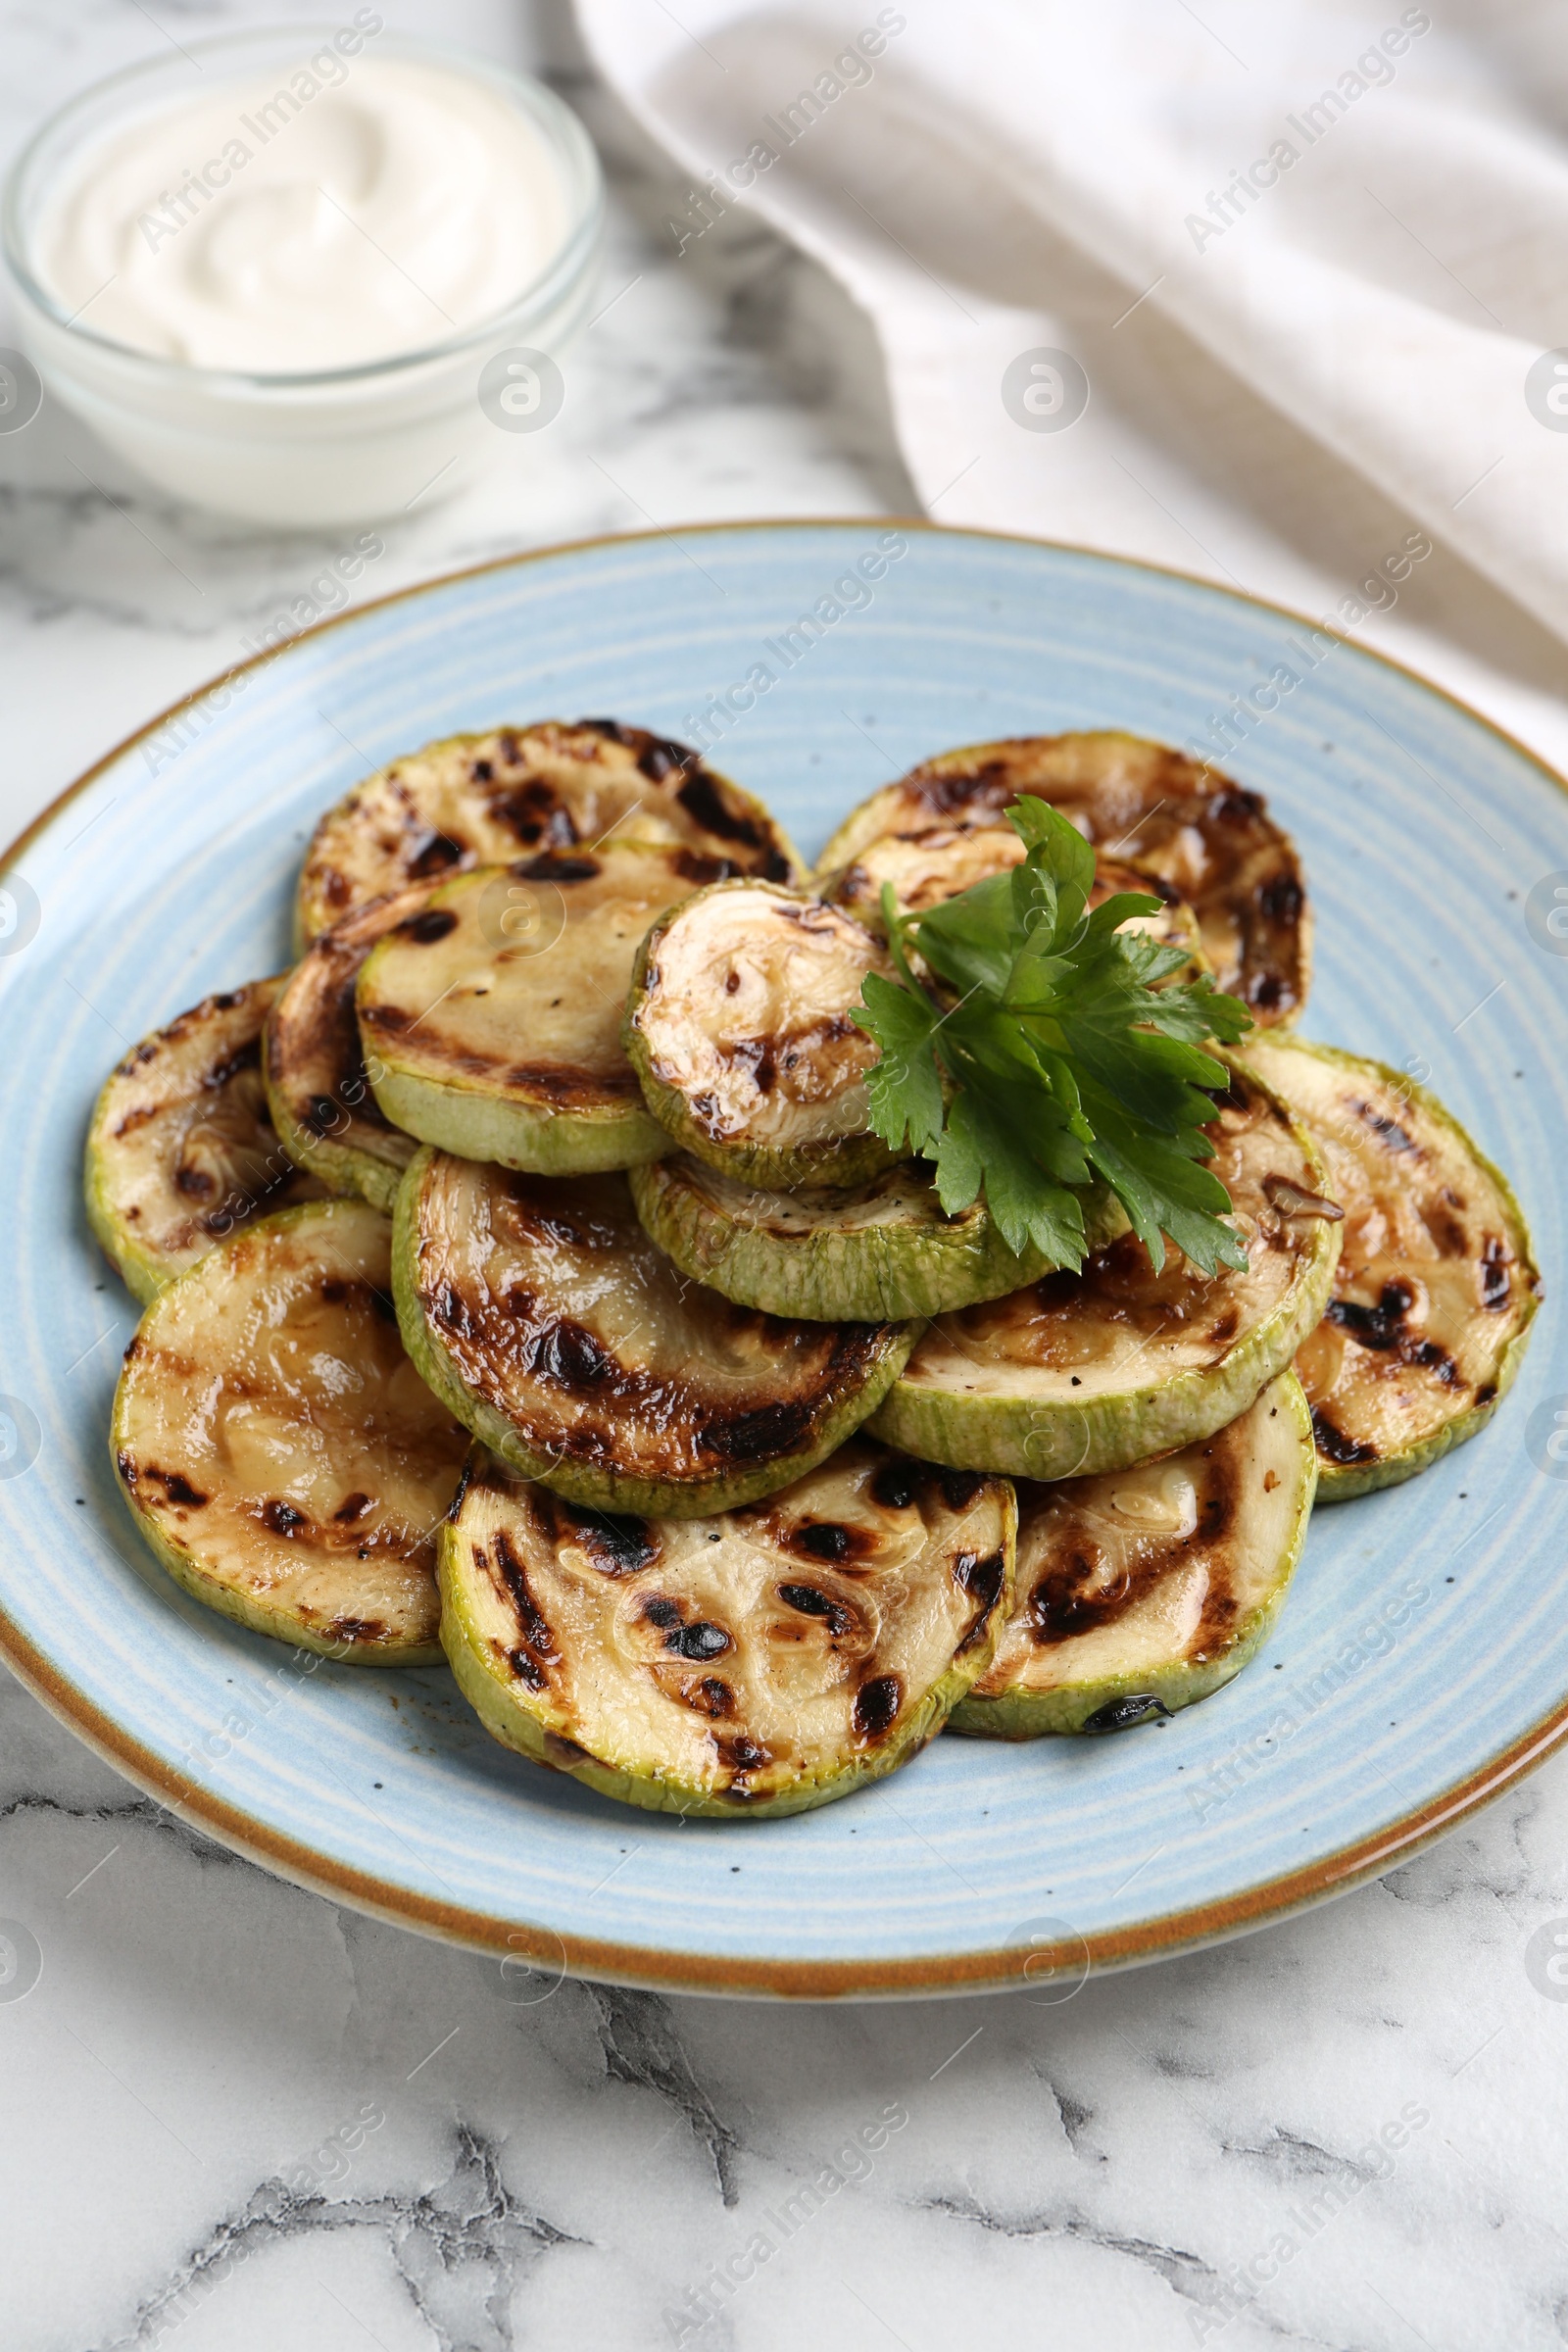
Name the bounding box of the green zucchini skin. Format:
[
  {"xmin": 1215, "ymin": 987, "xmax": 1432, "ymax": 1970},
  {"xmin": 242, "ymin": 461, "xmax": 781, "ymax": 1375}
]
[
  {"xmin": 392, "ymin": 1148, "xmax": 917, "ymax": 1519},
  {"xmin": 85, "ymin": 977, "xmax": 325, "ymax": 1303},
  {"xmin": 951, "ymin": 1372, "xmax": 1316, "ymax": 1737},
  {"xmin": 111, "ymin": 1199, "xmax": 467, "ymax": 1662},
  {"xmin": 356, "ymin": 847, "xmax": 715, "ymax": 1176},
  {"xmin": 296, "ymin": 719, "xmax": 802, "ymax": 948},
  {"xmin": 1241, "ymin": 1036, "xmax": 1542, "ymax": 1500},
  {"xmin": 623, "ymin": 878, "xmax": 901, "ymax": 1190},
  {"xmin": 263, "ymin": 886, "xmax": 433, "ymax": 1212},
  {"xmin": 867, "ymin": 1066, "xmax": 1341, "ymax": 1480},
  {"xmin": 438, "ymin": 1441, "xmax": 1015, "ymax": 1818},
  {"xmin": 630, "ymin": 1153, "xmax": 1130, "ymax": 1323}
]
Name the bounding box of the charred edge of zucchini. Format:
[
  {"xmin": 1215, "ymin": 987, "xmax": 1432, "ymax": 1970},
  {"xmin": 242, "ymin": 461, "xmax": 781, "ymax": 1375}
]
[
  {"xmin": 622, "ymin": 879, "xmax": 901, "ymax": 1192},
  {"xmin": 628, "ymin": 1156, "xmax": 1129, "ymax": 1323},
  {"xmin": 391, "ymin": 1151, "xmax": 917, "ymax": 1518},
  {"xmin": 866, "ymin": 1063, "xmax": 1343, "ymax": 1480},
  {"xmin": 950, "ymin": 1373, "xmax": 1317, "ymax": 1736},
  {"xmin": 435, "ymin": 1452, "xmax": 1016, "ymax": 1818},
  {"xmin": 1244, "ymin": 1038, "xmax": 1542, "ymax": 1502},
  {"xmin": 263, "ymin": 890, "xmax": 434, "ymax": 1211},
  {"xmin": 262, "ymin": 1026, "xmax": 410, "ymax": 1214}
]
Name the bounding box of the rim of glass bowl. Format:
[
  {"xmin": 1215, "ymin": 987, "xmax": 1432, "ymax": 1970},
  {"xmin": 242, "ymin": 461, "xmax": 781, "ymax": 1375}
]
[{"xmin": 0, "ymin": 24, "xmax": 606, "ymax": 391}]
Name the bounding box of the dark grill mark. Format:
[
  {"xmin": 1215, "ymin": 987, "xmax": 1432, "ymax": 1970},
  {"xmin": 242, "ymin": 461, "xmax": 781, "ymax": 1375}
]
[
  {"xmin": 361, "ymin": 1004, "xmax": 410, "ymax": 1032},
  {"xmin": 471, "ymin": 759, "xmax": 494, "ymax": 782},
  {"xmin": 401, "ymin": 907, "xmax": 458, "ymax": 945},
  {"xmin": 1480, "ymin": 1237, "xmax": 1510, "ymax": 1308},
  {"xmin": 853, "ymin": 1674, "xmax": 902, "ymax": 1740},
  {"xmin": 305, "ymin": 1094, "xmax": 342, "ymax": 1138},
  {"xmin": 676, "ymin": 770, "xmax": 764, "ymax": 848},
  {"xmin": 641, "ymin": 1596, "xmax": 682, "ymax": 1629},
  {"xmin": 1258, "ymin": 874, "xmax": 1303, "ymax": 924},
  {"xmin": 327, "ymin": 1616, "xmax": 385, "ymax": 1642},
  {"xmin": 161, "ymin": 1472, "xmax": 208, "ymax": 1508},
  {"xmin": 507, "ymin": 1646, "xmax": 548, "ymax": 1690},
  {"xmin": 869, "ymin": 1457, "xmax": 921, "ymax": 1510},
  {"xmin": 537, "ymin": 1320, "xmax": 617, "ymax": 1390},
  {"xmin": 117, "ymin": 1449, "xmax": 137, "ymax": 1486},
  {"xmin": 213, "ymin": 991, "xmax": 245, "ymax": 1011},
  {"xmin": 673, "ymin": 850, "xmax": 738, "ymax": 886},
  {"xmin": 333, "ymin": 1492, "xmax": 372, "ymax": 1524},
  {"xmin": 1311, "ymin": 1409, "xmax": 1379, "ymax": 1466},
  {"xmin": 409, "ymin": 834, "xmax": 465, "ymax": 879},
  {"xmin": 716, "ymin": 1733, "xmax": 769, "ymax": 1783},
  {"xmin": 688, "ymin": 1677, "xmax": 735, "ymax": 1719},
  {"xmin": 493, "ymin": 1529, "xmax": 560, "ymax": 1676},
  {"xmin": 699, "ymin": 1399, "xmax": 812, "ymax": 1462},
  {"xmin": 794, "ymin": 1521, "xmax": 851, "ymax": 1560},
  {"xmin": 512, "ymin": 853, "xmax": 600, "ymax": 884},
  {"xmin": 543, "ymin": 1730, "xmax": 590, "ymax": 1765},
  {"xmin": 1357, "ymin": 1101, "xmax": 1415, "ymax": 1152},
  {"xmin": 263, "ymin": 1499, "xmax": 308, "ymax": 1537},
  {"xmin": 174, "ymin": 1164, "xmax": 217, "ymax": 1199},
  {"xmin": 665, "ymin": 1620, "xmax": 729, "ymax": 1661},
  {"xmin": 555, "ymin": 1502, "xmax": 657, "ymax": 1576},
  {"xmin": 778, "ymin": 1582, "xmax": 856, "ymax": 1639},
  {"xmin": 1325, "ymin": 1283, "xmax": 1417, "ymax": 1348},
  {"xmin": 939, "ymin": 1469, "xmax": 986, "ymax": 1512},
  {"xmin": 1083, "ymin": 1693, "xmax": 1172, "ymax": 1734},
  {"xmin": 1325, "ymin": 1284, "xmax": 1459, "ymax": 1383},
  {"xmin": 955, "ymin": 1548, "xmax": 1005, "ymax": 1650}
]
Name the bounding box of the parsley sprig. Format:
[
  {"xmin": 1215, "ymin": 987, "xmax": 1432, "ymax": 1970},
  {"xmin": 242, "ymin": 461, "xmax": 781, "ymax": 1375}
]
[{"xmin": 853, "ymin": 796, "xmax": 1254, "ymax": 1277}]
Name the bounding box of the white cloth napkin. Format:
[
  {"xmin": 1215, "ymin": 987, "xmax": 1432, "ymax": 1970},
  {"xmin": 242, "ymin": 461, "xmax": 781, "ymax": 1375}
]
[{"xmin": 575, "ymin": 0, "xmax": 1568, "ymax": 649}]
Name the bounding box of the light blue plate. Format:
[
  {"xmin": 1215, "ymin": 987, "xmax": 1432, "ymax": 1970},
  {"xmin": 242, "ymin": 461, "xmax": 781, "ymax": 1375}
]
[{"xmin": 1, "ymin": 521, "xmax": 1563, "ymax": 1998}]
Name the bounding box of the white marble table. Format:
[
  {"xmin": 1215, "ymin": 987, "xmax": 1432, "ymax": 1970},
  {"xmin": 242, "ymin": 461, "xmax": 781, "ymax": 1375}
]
[{"xmin": 3, "ymin": 5, "xmax": 1568, "ymax": 2348}]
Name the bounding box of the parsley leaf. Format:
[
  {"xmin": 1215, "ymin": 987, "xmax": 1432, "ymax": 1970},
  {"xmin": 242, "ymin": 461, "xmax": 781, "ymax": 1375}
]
[{"xmin": 852, "ymin": 796, "xmax": 1254, "ymax": 1275}]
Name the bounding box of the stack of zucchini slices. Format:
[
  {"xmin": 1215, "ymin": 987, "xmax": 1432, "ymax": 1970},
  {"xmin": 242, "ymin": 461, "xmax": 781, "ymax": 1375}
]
[{"xmin": 90, "ymin": 724, "xmax": 1540, "ymax": 1818}]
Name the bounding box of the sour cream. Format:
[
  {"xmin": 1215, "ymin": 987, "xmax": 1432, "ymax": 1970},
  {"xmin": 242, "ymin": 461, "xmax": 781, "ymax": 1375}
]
[{"xmin": 35, "ymin": 27, "xmax": 573, "ymax": 373}]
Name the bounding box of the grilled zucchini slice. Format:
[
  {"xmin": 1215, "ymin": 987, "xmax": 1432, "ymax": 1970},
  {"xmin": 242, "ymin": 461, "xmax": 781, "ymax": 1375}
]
[
  {"xmin": 357, "ymin": 845, "xmax": 724, "ymax": 1175},
  {"xmin": 815, "ymin": 732, "xmax": 1308, "ymax": 1022},
  {"xmin": 821, "ymin": 838, "xmax": 1203, "ymax": 969},
  {"xmin": 439, "ymin": 1438, "xmax": 1014, "ymax": 1817},
  {"xmin": 264, "ymin": 886, "xmax": 432, "ymax": 1211},
  {"xmin": 112, "ymin": 1200, "xmax": 468, "ymax": 1661},
  {"xmin": 951, "ymin": 1372, "xmax": 1315, "ymax": 1737},
  {"xmin": 869, "ymin": 1068, "xmax": 1340, "ymax": 1478},
  {"xmin": 623, "ymin": 880, "xmax": 900, "ymax": 1188},
  {"xmin": 393, "ymin": 1148, "xmax": 915, "ymax": 1517},
  {"xmin": 86, "ymin": 979, "xmax": 326, "ymax": 1303},
  {"xmin": 631, "ymin": 1153, "xmax": 1128, "ymax": 1323},
  {"xmin": 1241, "ymin": 1036, "xmax": 1541, "ymax": 1498},
  {"xmin": 296, "ymin": 719, "xmax": 800, "ymax": 945}
]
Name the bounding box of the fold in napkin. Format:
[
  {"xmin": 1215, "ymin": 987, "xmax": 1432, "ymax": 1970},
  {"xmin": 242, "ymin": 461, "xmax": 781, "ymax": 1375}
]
[{"xmin": 576, "ymin": 0, "xmax": 1568, "ymax": 644}]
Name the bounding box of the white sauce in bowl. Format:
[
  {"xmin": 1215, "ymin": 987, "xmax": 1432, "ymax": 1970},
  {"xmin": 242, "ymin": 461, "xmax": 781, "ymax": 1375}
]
[{"xmin": 35, "ymin": 34, "xmax": 572, "ymax": 373}]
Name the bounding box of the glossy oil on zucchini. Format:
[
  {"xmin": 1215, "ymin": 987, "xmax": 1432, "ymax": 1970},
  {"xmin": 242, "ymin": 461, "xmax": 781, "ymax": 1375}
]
[
  {"xmin": 297, "ymin": 718, "xmax": 800, "ymax": 944},
  {"xmin": 624, "ymin": 879, "xmax": 899, "ymax": 1188},
  {"xmin": 86, "ymin": 979, "xmax": 325, "ymax": 1302},
  {"xmin": 440, "ymin": 1438, "xmax": 1014, "ymax": 1816},
  {"xmin": 394, "ymin": 1148, "xmax": 916, "ymax": 1517},
  {"xmin": 113, "ymin": 1200, "xmax": 468, "ymax": 1660},
  {"xmin": 357, "ymin": 844, "xmax": 727, "ymax": 1174},
  {"xmin": 815, "ymin": 731, "xmax": 1308, "ymax": 1022},
  {"xmin": 869, "ymin": 1068, "xmax": 1340, "ymax": 1478},
  {"xmin": 951, "ymin": 1373, "xmax": 1316, "ymax": 1736},
  {"xmin": 1242, "ymin": 1035, "xmax": 1541, "ymax": 1497}
]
